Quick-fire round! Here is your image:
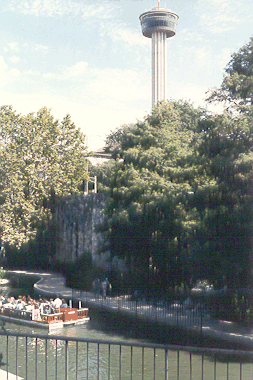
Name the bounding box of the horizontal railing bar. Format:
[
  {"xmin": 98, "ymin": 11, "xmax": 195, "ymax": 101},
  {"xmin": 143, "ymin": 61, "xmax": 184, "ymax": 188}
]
[{"xmin": 0, "ymin": 330, "xmax": 252, "ymax": 357}]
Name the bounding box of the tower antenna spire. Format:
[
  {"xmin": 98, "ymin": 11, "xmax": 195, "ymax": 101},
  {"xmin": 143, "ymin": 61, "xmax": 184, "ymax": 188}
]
[{"xmin": 158, "ymin": 0, "xmax": 160, "ymax": 8}]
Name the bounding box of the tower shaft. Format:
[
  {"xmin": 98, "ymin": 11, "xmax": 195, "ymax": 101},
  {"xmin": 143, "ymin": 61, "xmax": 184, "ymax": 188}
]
[
  {"xmin": 152, "ymin": 31, "xmax": 167, "ymax": 107},
  {"xmin": 139, "ymin": 5, "xmax": 178, "ymax": 108}
]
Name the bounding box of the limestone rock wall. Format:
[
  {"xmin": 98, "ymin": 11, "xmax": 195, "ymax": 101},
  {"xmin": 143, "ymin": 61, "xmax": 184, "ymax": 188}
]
[{"xmin": 54, "ymin": 193, "xmax": 107, "ymax": 263}]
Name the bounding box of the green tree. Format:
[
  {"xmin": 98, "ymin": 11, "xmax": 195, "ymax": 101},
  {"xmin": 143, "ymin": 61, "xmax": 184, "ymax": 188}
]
[
  {"xmin": 205, "ymin": 37, "xmax": 253, "ymax": 286},
  {"xmin": 0, "ymin": 106, "xmax": 88, "ymax": 248},
  {"xmin": 97, "ymin": 98, "xmax": 253, "ymax": 291},
  {"xmin": 98, "ymin": 101, "xmax": 213, "ymax": 291},
  {"xmin": 189, "ymin": 110, "xmax": 253, "ymax": 285},
  {"xmin": 207, "ymin": 36, "xmax": 253, "ymax": 109}
]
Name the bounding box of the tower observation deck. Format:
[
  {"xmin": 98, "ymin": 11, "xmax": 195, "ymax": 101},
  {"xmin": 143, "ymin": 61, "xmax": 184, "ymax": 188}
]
[{"xmin": 139, "ymin": 2, "xmax": 178, "ymax": 108}]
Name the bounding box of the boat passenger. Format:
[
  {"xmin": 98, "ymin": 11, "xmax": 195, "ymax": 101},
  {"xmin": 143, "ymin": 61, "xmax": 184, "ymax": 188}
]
[
  {"xmin": 25, "ymin": 302, "xmax": 34, "ymax": 312},
  {"xmin": 43, "ymin": 305, "xmax": 51, "ymax": 314},
  {"xmin": 2, "ymin": 297, "xmax": 8, "ymax": 304},
  {"xmin": 53, "ymin": 297, "xmax": 62, "ymax": 309},
  {"xmin": 38, "ymin": 298, "xmax": 43, "ymax": 306},
  {"xmin": 51, "ymin": 305, "xmax": 57, "ymax": 314},
  {"xmin": 61, "ymin": 299, "xmax": 68, "ymax": 308},
  {"xmin": 3, "ymin": 298, "xmax": 13, "ymax": 309},
  {"xmin": 15, "ymin": 299, "xmax": 23, "ymax": 310},
  {"xmin": 33, "ymin": 305, "xmax": 40, "ymax": 320},
  {"xmin": 39, "ymin": 302, "xmax": 44, "ymax": 315}
]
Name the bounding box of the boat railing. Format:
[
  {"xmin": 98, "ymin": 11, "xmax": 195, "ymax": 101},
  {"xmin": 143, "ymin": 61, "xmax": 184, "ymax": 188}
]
[
  {"xmin": 0, "ymin": 307, "xmax": 32, "ymax": 321},
  {"xmin": 77, "ymin": 307, "xmax": 89, "ymax": 319},
  {"xmin": 41, "ymin": 308, "xmax": 88, "ymax": 324},
  {"xmin": 41, "ymin": 312, "xmax": 63, "ymax": 324}
]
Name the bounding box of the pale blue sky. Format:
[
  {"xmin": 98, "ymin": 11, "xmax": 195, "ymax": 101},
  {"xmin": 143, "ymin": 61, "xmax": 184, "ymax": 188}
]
[{"xmin": 0, "ymin": 0, "xmax": 252, "ymax": 149}]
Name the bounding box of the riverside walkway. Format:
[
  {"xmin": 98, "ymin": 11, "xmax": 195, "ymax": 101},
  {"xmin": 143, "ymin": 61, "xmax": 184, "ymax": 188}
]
[{"xmin": 10, "ymin": 270, "xmax": 253, "ymax": 349}]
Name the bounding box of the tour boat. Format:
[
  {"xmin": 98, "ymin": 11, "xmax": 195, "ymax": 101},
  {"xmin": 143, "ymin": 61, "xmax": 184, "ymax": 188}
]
[{"xmin": 0, "ymin": 304, "xmax": 90, "ymax": 331}]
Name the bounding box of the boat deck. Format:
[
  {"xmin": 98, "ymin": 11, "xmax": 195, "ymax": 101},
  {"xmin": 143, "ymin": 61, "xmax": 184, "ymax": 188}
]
[{"xmin": 0, "ymin": 307, "xmax": 90, "ymax": 331}]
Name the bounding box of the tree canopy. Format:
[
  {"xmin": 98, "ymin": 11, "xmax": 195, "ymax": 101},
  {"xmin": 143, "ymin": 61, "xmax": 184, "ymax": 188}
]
[
  {"xmin": 207, "ymin": 37, "xmax": 253, "ymax": 110},
  {"xmin": 0, "ymin": 106, "xmax": 88, "ymax": 247},
  {"xmin": 95, "ymin": 96, "xmax": 253, "ymax": 290}
]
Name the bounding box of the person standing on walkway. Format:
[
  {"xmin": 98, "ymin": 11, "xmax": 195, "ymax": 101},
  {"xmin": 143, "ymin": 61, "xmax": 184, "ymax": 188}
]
[
  {"xmin": 94, "ymin": 278, "xmax": 100, "ymax": 297},
  {"xmin": 101, "ymin": 278, "xmax": 108, "ymax": 299},
  {"xmin": 108, "ymin": 281, "xmax": 112, "ymax": 295}
]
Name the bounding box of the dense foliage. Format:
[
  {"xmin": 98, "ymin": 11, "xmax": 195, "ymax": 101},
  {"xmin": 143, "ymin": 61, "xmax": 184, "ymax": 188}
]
[
  {"xmin": 0, "ymin": 106, "xmax": 88, "ymax": 249},
  {"xmin": 207, "ymin": 37, "xmax": 253, "ymax": 110},
  {"xmin": 95, "ymin": 80, "xmax": 253, "ymax": 291}
]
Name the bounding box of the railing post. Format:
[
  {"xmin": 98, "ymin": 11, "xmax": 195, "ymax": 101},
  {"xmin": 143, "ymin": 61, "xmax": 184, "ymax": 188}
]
[
  {"xmin": 55, "ymin": 339, "xmax": 58, "ymax": 379},
  {"xmin": 45, "ymin": 338, "xmax": 48, "ymax": 380},
  {"xmin": 16, "ymin": 336, "xmax": 18, "ymax": 380},
  {"xmin": 76, "ymin": 342, "xmax": 78, "ymax": 380},
  {"xmin": 65, "ymin": 340, "xmax": 69, "ymax": 380},
  {"xmin": 6, "ymin": 335, "xmax": 9, "ymax": 379},
  {"xmin": 35, "ymin": 337, "xmax": 38, "ymax": 380},
  {"xmin": 87, "ymin": 342, "xmax": 89, "ymax": 379},
  {"xmin": 97, "ymin": 343, "xmax": 100, "ymax": 380},
  {"xmin": 165, "ymin": 348, "xmax": 169, "ymax": 380},
  {"xmin": 119, "ymin": 344, "xmax": 122, "ymax": 380},
  {"xmin": 200, "ymin": 303, "xmax": 203, "ymax": 346}
]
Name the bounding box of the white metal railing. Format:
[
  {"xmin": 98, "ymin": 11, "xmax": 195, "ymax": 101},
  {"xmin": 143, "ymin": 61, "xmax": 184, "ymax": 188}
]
[{"xmin": 0, "ymin": 331, "xmax": 252, "ymax": 380}]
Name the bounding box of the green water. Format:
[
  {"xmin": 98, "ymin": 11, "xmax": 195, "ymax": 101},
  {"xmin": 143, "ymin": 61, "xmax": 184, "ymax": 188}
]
[{"xmin": 0, "ymin": 319, "xmax": 252, "ymax": 379}]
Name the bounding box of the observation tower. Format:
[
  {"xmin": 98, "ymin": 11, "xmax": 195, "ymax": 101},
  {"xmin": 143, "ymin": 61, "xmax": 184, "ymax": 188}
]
[{"xmin": 139, "ymin": 1, "xmax": 178, "ymax": 108}]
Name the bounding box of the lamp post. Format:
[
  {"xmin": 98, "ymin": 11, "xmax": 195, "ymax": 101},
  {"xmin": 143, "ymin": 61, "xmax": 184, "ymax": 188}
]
[{"xmin": 89, "ymin": 176, "xmax": 97, "ymax": 193}]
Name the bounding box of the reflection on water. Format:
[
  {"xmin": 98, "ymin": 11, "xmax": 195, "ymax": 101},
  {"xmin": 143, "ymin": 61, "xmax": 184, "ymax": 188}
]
[{"xmin": 0, "ymin": 284, "xmax": 9, "ymax": 295}]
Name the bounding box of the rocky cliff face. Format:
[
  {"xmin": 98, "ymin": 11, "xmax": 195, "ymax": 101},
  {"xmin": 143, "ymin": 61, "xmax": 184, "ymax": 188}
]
[{"xmin": 53, "ymin": 193, "xmax": 107, "ymax": 263}]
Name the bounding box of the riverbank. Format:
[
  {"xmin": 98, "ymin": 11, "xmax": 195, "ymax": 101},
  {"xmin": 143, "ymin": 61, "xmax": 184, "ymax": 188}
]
[{"xmin": 7, "ymin": 270, "xmax": 253, "ymax": 349}]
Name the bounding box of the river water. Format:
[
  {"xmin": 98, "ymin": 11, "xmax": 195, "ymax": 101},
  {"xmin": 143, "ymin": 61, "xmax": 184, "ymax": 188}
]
[{"xmin": 0, "ymin": 283, "xmax": 252, "ymax": 379}]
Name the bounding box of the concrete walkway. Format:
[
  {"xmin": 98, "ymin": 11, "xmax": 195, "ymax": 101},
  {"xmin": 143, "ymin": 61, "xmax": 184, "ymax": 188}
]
[
  {"xmin": 9, "ymin": 270, "xmax": 253, "ymax": 349},
  {"xmin": 0, "ymin": 369, "xmax": 23, "ymax": 380}
]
